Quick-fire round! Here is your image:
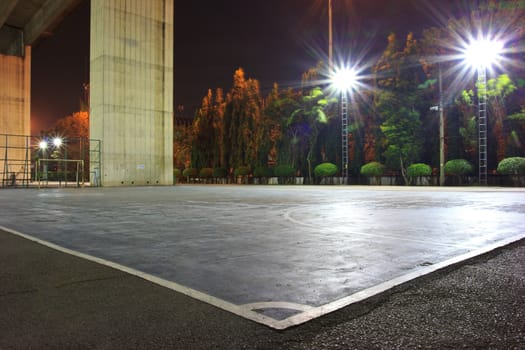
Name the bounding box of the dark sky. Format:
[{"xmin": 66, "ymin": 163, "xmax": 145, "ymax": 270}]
[{"xmin": 30, "ymin": 0, "xmax": 465, "ymax": 133}]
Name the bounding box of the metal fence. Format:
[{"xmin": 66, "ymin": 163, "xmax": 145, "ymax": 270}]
[{"xmin": 0, "ymin": 133, "xmax": 100, "ymax": 188}]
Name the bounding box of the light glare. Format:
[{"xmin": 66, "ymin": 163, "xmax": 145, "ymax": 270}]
[
  {"xmin": 463, "ymin": 38, "xmax": 503, "ymax": 68},
  {"xmin": 53, "ymin": 137, "xmax": 62, "ymax": 147},
  {"xmin": 331, "ymin": 67, "xmax": 358, "ymax": 92},
  {"xmin": 39, "ymin": 140, "xmax": 48, "ymax": 150}
]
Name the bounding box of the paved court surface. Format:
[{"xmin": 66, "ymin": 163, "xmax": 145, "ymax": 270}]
[{"xmin": 0, "ymin": 185, "xmax": 524, "ymax": 329}]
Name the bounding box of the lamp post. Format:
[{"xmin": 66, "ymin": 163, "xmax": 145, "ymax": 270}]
[
  {"xmin": 331, "ymin": 67, "xmax": 358, "ymax": 184},
  {"xmin": 328, "ymin": 0, "xmax": 333, "ymax": 70},
  {"xmin": 462, "ymin": 37, "xmax": 503, "ymax": 185},
  {"xmin": 38, "ymin": 139, "xmax": 48, "ymax": 181},
  {"xmin": 430, "ymin": 63, "xmax": 445, "ymax": 186}
]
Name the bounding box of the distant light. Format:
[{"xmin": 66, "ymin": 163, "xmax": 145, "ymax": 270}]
[
  {"xmin": 53, "ymin": 137, "xmax": 62, "ymax": 148},
  {"xmin": 39, "ymin": 140, "xmax": 48, "ymax": 150},
  {"xmin": 462, "ymin": 37, "xmax": 503, "ymax": 69},
  {"xmin": 331, "ymin": 67, "xmax": 358, "ymax": 92}
]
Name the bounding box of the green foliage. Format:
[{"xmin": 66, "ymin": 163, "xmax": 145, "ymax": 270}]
[
  {"xmin": 254, "ymin": 166, "xmax": 273, "ymax": 177},
  {"xmin": 486, "ymin": 74, "xmax": 516, "ymax": 99},
  {"xmin": 497, "ymin": 157, "xmax": 525, "ymax": 175},
  {"xmin": 360, "ymin": 162, "xmax": 386, "ymax": 177},
  {"xmin": 199, "ymin": 168, "xmax": 213, "ymax": 178},
  {"xmin": 444, "ymin": 159, "xmax": 473, "ymax": 176},
  {"xmin": 314, "ymin": 162, "xmax": 338, "ymax": 177},
  {"xmin": 212, "ymin": 167, "xmax": 228, "ymax": 178},
  {"xmin": 234, "ymin": 166, "xmax": 251, "ymax": 177},
  {"xmin": 173, "ymin": 168, "xmax": 182, "ymax": 178},
  {"xmin": 508, "ymin": 109, "xmax": 525, "ymax": 122},
  {"xmin": 182, "ymin": 168, "xmax": 198, "ymax": 177},
  {"xmin": 407, "ymin": 163, "xmax": 432, "ymax": 177},
  {"xmin": 274, "ymin": 164, "xmax": 295, "ymax": 177}
]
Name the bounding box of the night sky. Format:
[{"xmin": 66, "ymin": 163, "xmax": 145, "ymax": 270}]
[{"xmin": 30, "ymin": 0, "xmax": 465, "ymax": 133}]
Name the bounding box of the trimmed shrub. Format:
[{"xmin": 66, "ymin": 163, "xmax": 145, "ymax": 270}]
[
  {"xmin": 234, "ymin": 166, "xmax": 251, "ymax": 177},
  {"xmin": 274, "ymin": 164, "xmax": 295, "ymax": 177},
  {"xmin": 254, "ymin": 166, "xmax": 273, "ymax": 177},
  {"xmin": 182, "ymin": 167, "xmax": 198, "ymax": 177},
  {"xmin": 407, "ymin": 163, "xmax": 432, "ymax": 177},
  {"xmin": 173, "ymin": 168, "xmax": 182, "ymax": 178},
  {"xmin": 213, "ymin": 167, "xmax": 228, "ymax": 178},
  {"xmin": 360, "ymin": 162, "xmax": 386, "ymax": 177},
  {"xmin": 314, "ymin": 162, "xmax": 338, "ymax": 177},
  {"xmin": 199, "ymin": 168, "xmax": 213, "ymax": 178},
  {"xmin": 445, "ymin": 159, "xmax": 473, "ymax": 175},
  {"xmin": 497, "ymin": 157, "xmax": 525, "ymax": 175}
]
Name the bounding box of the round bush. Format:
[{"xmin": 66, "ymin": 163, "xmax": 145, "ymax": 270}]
[
  {"xmin": 213, "ymin": 167, "xmax": 228, "ymax": 178},
  {"xmin": 407, "ymin": 163, "xmax": 432, "ymax": 177},
  {"xmin": 182, "ymin": 167, "xmax": 198, "ymax": 177},
  {"xmin": 234, "ymin": 166, "xmax": 251, "ymax": 177},
  {"xmin": 173, "ymin": 168, "xmax": 182, "ymax": 178},
  {"xmin": 274, "ymin": 164, "xmax": 295, "ymax": 177},
  {"xmin": 445, "ymin": 159, "xmax": 473, "ymax": 175},
  {"xmin": 199, "ymin": 167, "xmax": 213, "ymax": 178},
  {"xmin": 360, "ymin": 162, "xmax": 386, "ymax": 177},
  {"xmin": 497, "ymin": 157, "xmax": 525, "ymax": 175},
  {"xmin": 254, "ymin": 166, "xmax": 273, "ymax": 177},
  {"xmin": 314, "ymin": 162, "xmax": 338, "ymax": 177}
]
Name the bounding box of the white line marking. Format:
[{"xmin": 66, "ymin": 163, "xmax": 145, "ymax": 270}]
[
  {"xmin": 1, "ymin": 225, "xmax": 523, "ymax": 330},
  {"xmin": 241, "ymin": 301, "xmax": 314, "ymax": 312},
  {"xmin": 283, "ymin": 207, "xmax": 477, "ymax": 249}
]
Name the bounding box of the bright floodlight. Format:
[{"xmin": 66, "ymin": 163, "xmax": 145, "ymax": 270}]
[
  {"xmin": 38, "ymin": 140, "xmax": 48, "ymax": 150},
  {"xmin": 53, "ymin": 137, "xmax": 62, "ymax": 148},
  {"xmin": 462, "ymin": 37, "xmax": 503, "ymax": 68},
  {"xmin": 331, "ymin": 67, "xmax": 358, "ymax": 92}
]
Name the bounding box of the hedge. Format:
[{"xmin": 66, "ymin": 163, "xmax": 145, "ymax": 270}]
[
  {"xmin": 445, "ymin": 159, "xmax": 473, "ymax": 175},
  {"xmin": 360, "ymin": 162, "xmax": 386, "ymax": 177},
  {"xmin": 314, "ymin": 162, "xmax": 338, "ymax": 177},
  {"xmin": 407, "ymin": 163, "xmax": 432, "ymax": 177},
  {"xmin": 234, "ymin": 166, "xmax": 251, "ymax": 177},
  {"xmin": 254, "ymin": 166, "xmax": 274, "ymax": 177},
  {"xmin": 497, "ymin": 157, "xmax": 525, "ymax": 175},
  {"xmin": 274, "ymin": 164, "xmax": 295, "ymax": 177},
  {"xmin": 199, "ymin": 168, "xmax": 213, "ymax": 178}
]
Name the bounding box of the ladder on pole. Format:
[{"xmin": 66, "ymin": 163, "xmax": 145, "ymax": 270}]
[
  {"xmin": 477, "ymin": 68, "xmax": 488, "ymax": 186},
  {"xmin": 341, "ymin": 92, "xmax": 349, "ymax": 184}
]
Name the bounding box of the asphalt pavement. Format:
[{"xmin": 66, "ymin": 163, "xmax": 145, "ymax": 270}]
[
  {"xmin": 1, "ymin": 185, "xmax": 524, "ymax": 348},
  {"xmin": 1, "ymin": 229, "xmax": 524, "ymax": 349}
]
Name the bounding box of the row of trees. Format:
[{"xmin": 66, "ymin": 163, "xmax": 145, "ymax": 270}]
[{"xmin": 176, "ymin": 1, "xmax": 525, "ymax": 184}]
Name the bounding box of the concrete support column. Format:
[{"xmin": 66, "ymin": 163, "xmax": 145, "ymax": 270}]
[
  {"xmin": 0, "ymin": 46, "xmax": 31, "ymax": 181},
  {"xmin": 0, "ymin": 45, "xmax": 30, "ymax": 136},
  {"xmin": 90, "ymin": 0, "xmax": 173, "ymax": 186}
]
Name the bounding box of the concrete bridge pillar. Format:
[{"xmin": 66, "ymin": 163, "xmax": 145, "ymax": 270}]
[
  {"xmin": 0, "ymin": 46, "xmax": 31, "ymax": 137},
  {"xmin": 90, "ymin": 0, "xmax": 174, "ymax": 186},
  {"xmin": 0, "ymin": 46, "xmax": 31, "ymax": 182}
]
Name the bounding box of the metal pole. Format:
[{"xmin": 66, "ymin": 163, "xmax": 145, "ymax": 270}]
[
  {"xmin": 439, "ymin": 64, "xmax": 445, "ymax": 186},
  {"xmin": 328, "ymin": 0, "xmax": 333, "ymax": 70}
]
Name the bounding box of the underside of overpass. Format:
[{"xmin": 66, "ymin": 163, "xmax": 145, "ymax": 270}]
[{"xmin": 0, "ymin": 0, "xmax": 174, "ymax": 186}]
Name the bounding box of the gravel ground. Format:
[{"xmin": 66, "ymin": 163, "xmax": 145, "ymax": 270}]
[{"xmin": 1, "ymin": 230, "xmax": 524, "ymax": 349}]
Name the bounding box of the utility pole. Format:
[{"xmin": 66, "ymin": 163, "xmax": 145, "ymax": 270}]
[
  {"xmin": 439, "ymin": 64, "xmax": 445, "ymax": 186},
  {"xmin": 328, "ymin": 0, "xmax": 333, "ymax": 70}
]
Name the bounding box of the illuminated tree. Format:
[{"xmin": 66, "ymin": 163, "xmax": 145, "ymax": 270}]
[
  {"xmin": 52, "ymin": 111, "xmax": 89, "ymax": 138},
  {"xmin": 374, "ymin": 33, "xmax": 426, "ymax": 184}
]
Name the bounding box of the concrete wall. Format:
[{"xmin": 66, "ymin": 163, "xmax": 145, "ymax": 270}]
[
  {"xmin": 0, "ymin": 46, "xmax": 31, "ymax": 183},
  {"xmin": 90, "ymin": 0, "xmax": 173, "ymax": 186}
]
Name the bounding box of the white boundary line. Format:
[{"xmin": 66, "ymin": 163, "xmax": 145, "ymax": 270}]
[{"xmin": 1, "ymin": 225, "xmax": 523, "ymax": 330}]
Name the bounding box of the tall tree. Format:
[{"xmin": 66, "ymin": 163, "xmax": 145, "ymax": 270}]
[{"xmin": 374, "ymin": 33, "xmax": 425, "ymax": 184}]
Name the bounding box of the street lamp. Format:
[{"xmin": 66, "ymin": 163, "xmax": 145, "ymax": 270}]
[
  {"xmin": 461, "ymin": 36, "xmax": 503, "ymax": 185},
  {"xmin": 53, "ymin": 137, "xmax": 63, "ymax": 148},
  {"xmin": 331, "ymin": 66, "xmax": 358, "ymax": 184},
  {"xmin": 38, "ymin": 139, "xmax": 49, "ymax": 181}
]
